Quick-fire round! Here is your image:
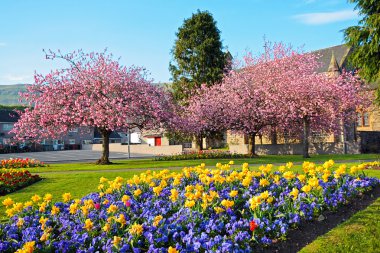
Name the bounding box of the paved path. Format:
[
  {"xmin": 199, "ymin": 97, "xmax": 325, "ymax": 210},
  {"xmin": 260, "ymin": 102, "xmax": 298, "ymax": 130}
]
[{"xmin": 0, "ymin": 150, "xmax": 154, "ymax": 163}]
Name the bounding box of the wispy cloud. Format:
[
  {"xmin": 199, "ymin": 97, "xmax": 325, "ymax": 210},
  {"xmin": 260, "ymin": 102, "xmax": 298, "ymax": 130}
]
[
  {"xmin": 0, "ymin": 42, "xmax": 6, "ymax": 47},
  {"xmin": 293, "ymin": 9, "xmax": 359, "ymax": 25}
]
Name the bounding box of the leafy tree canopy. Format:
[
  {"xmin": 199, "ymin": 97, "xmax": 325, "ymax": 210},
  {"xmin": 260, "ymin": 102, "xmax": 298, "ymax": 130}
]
[
  {"xmin": 344, "ymin": 0, "xmax": 380, "ymax": 86},
  {"xmin": 169, "ymin": 10, "xmax": 229, "ymax": 102}
]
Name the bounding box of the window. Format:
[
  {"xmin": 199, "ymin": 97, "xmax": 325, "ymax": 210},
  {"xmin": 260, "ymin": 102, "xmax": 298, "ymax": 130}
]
[
  {"xmin": 357, "ymin": 112, "xmax": 370, "ymax": 127},
  {"xmin": 53, "ymin": 140, "xmax": 64, "ymax": 145},
  {"xmin": 69, "ymin": 128, "xmax": 78, "ymax": 133},
  {"xmin": 69, "ymin": 139, "xmax": 76, "ymax": 145},
  {"xmin": 2, "ymin": 123, "xmax": 14, "ymax": 131},
  {"xmin": 82, "ymin": 140, "xmax": 92, "ymax": 144}
]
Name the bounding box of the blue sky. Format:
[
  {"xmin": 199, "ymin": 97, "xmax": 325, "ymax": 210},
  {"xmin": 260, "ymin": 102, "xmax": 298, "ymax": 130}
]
[{"xmin": 0, "ymin": 0, "xmax": 360, "ymax": 85}]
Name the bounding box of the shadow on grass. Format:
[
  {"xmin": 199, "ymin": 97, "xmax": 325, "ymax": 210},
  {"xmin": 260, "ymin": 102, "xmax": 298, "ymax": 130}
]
[{"xmin": 254, "ymin": 186, "xmax": 380, "ymax": 253}]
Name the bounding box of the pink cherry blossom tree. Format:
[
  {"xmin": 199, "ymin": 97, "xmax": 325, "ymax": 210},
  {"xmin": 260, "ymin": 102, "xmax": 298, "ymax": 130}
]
[
  {"xmin": 184, "ymin": 41, "xmax": 370, "ymax": 157},
  {"xmin": 11, "ymin": 50, "xmax": 170, "ymax": 164}
]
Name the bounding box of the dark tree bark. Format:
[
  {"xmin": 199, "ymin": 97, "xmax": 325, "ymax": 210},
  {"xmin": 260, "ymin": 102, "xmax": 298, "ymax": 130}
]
[
  {"xmin": 96, "ymin": 128, "xmax": 112, "ymax": 164},
  {"xmin": 195, "ymin": 134, "xmax": 203, "ymax": 151},
  {"xmin": 302, "ymin": 116, "xmax": 311, "ymax": 158},
  {"xmin": 248, "ymin": 133, "xmax": 258, "ymax": 157},
  {"xmin": 270, "ymin": 126, "xmax": 277, "ymax": 145}
]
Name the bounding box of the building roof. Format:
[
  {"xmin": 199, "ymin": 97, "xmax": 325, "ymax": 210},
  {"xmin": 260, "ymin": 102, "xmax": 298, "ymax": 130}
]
[
  {"xmin": 0, "ymin": 109, "xmax": 19, "ymax": 123},
  {"xmin": 312, "ymin": 44, "xmax": 352, "ymax": 73}
]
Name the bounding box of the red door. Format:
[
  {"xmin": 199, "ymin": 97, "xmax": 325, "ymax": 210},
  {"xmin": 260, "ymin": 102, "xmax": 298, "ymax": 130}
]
[{"xmin": 154, "ymin": 137, "xmax": 161, "ymax": 146}]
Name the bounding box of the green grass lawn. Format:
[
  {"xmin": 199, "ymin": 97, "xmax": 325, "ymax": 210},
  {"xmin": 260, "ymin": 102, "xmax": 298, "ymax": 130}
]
[{"xmin": 0, "ymin": 155, "xmax": 379, "ymax": 252}]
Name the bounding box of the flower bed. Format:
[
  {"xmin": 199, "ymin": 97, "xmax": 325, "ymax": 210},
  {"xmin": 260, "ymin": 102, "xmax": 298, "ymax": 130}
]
[
  {"xmin": 0, "ymin": 160, "xmax": 379, "ymax": 252},
  {"xmin": 1, "ymin": 158, "xmax": 46, "ymax": 169},
  {"xmin": 0, "ymin": 169, "xmax": 41, "ymax": 195},
  {"xmin": 155, "ymin": 150, "xmax": 250, "ymax": 161},
  {"xmin": 362, "ymin": 161, "xmax": 380, "ymax": 170}
]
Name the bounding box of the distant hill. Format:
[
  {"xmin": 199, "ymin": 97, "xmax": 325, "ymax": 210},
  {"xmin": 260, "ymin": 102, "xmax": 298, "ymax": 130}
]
[{"xmin": 0, "ymin": 84, "xmax": 26, "ymax": 105}]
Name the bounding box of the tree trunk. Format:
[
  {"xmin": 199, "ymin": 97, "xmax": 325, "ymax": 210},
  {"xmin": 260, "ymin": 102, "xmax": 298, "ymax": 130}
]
[
  {"xmin": 271, "ymin": 126, "xmax": 277, "ymax": 144},
  {"xmin": 194, "ymin": 134, "xmax": 203, "ymax": 151},
  {"xmin": 248, "ymin": 133, "xmax": 258, "ymax": 157},
  {"xmin": 302, "ymin": 117, "xmax": 310, "ymax": 158},
  {"xmin": 96, "ymin": 129, "xmax": 112, "ymax": 164}
]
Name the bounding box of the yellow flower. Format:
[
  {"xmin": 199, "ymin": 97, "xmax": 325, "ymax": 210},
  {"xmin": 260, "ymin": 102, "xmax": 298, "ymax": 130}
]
[
  {"xmin": 134, "ymin": 188, "xmax": 142, "ymax": 197},
  {"xmin": 170, "ymin": 188, "xmax": 179, "ymax": 202},
  {"xmin": 39, "ymin": 202, "xmax": 46, "ymax": 212},
  {"xmin": 40, "ymin": 232, "xmax": 50, "ymax": 242},
  {"xmin": 15, "ymin": 241, "xmax": 35, "ymax": 253},
  {"xmin": 43, "ymin": 193, "xmax": 53, "ymax": 202},
  {"xmin": 267, "ymin": 196, "xmax": 274, "ymax": 204},
  {"xmin": 39, "ymin": 216, "xmax": 48, "ymax": 225},
  {"xmin": 249, "ymin": 196, "xmax": 262, "ymax": 210},
  {"xmin": 286, "ymin": 162, "xmax": 293, "ymax": 169},
  {"xmin": 301, "ymin": 185, "xmax": 312, "ymax": 193},
  {"xmin": 81, "ymin": 206, "xmax": 89, "ymax": 216},
  {"xmin": 242, "ymin": 176, "xmax": 252, "ymax": 187},
  {"xmin": 99, "ymin": 176, "xmax": 108, "ymax": 183},
  {"xmin": 214, "ymin": 206, "xmax": 224, "ymax": 214},
  {"xmin": 289, "ymin": 188, "xmax": 299, "ymax": 198},
  {"xmin": 283, "ymin": 171, "xmax": 295, "ymax": 180},
  {"xmin": 221, "ymin": 199, "xmax": 234, "ymax": 209},
  {"xmin": 62, "ymin": 193, "xmax": 72, "ymax": 203},
  {"xmin": 39, "ymin": 216, "xmax": 48, "ymax": 230},
  {"xmin": 31, "ymin": 194, "xmax": 41, "ymax": 203},
  {"xmin": 297, "ymin": 174, "xmax": 306, "ymax": 183},
  {"xmin": 69, "ymin": 203, "xmax": 78, "ymax": 214},
  {"xmin": 107, "ymin": 204, "xmax": 118, "ymax": 214},
  {"xmin": 153, "ymin": 186, "xmax": 163, "ymax": 196},
  {"xmin": 259, "ymin": 178, "xmax": 270, "ymax": 187},
  {"xmin": 278, "ymin": 165, "xmax": 286, "ymax": 173},
  {"xmin": 273, "ymin": 175, "xmax": 280, "ymax": 184},
  {"xmin": 84, "ymin": 219, "xmax": 93, "ymax": 231},
  {"xmin": 116, "ymin": 214, "xmax": 127, "ymax": 227},
  {"xmin": 242, "ymin": 163, "xmax": 249, "ymax": 170},
  {"xmin": 322, "ymin": 173, "xmax": 330, "ymax": 182},
  {"xmin": 129, "ymin": 223, "xmax": 143, "ymax": 236},
  {"xmin": 17, "ymin": 218, "xmax": 24, "ymax": 227},
  {"xmin": 350, "ymin": 166, "xmax": 358, "ymax": 174},
  {"xmin": 103, "ymin": 223, "xmax": 111, "ymax": 232},
  {"xmin": 51, "ymin": 206, "xmax": 60, "ymax": 215},
  {"xmin": 185, "ymin": 200, "xmax": 195, "ymax": 208},
  {"xmin": 260, "ymin": 164, "xmax": 272, "ymax": 174},
  {"xmin": 6, "ymin": 208, "xmax": 15, "ymax": 217},
  {"xmin": 23, "ymin": 201, "xmax": 33, "ymax": 208},
  {"xmin": 122, "ymin": 195, "xmax": 130, "ymax": 203},
  {"xmin": 113, "ymin": 236, "xmax": 122, "ymax": 247},
  {"xmin": 323, "ymin": 159, "xmax": 335, "ymax": 169},
  {"xmin": 259, "ymin": 191, "xmax": 269, "ymax": 200},
  {"xmin": 84, "ymin": 199, "xmax": 94, "ymax": 208},
  {"xmin": 168, "ymin": 246, "xmax": 179, "ymax": 253},
  {"xmin": 308, "ymin": 177, "xmax": 319, "ymax": 188},
  {"xmin": 229, "ymin": 190, "xmax": 238, "ymax": 198},
  {"xmin": 229, "ymin": 160, "xmax": 234, "ymax": 165},
  {"xmin": 153, "ymin": 215, "xmax": 163, "ymax": 227}
]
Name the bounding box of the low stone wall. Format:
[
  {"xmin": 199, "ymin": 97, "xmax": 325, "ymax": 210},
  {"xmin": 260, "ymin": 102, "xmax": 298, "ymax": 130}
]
[
  {"xmin": 82, "ymin": 144, "xmax": 183, "ymax": 156},
  {"xmin": 229, "ymin": 142, "xmax": 360, "ymax": 155}
]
